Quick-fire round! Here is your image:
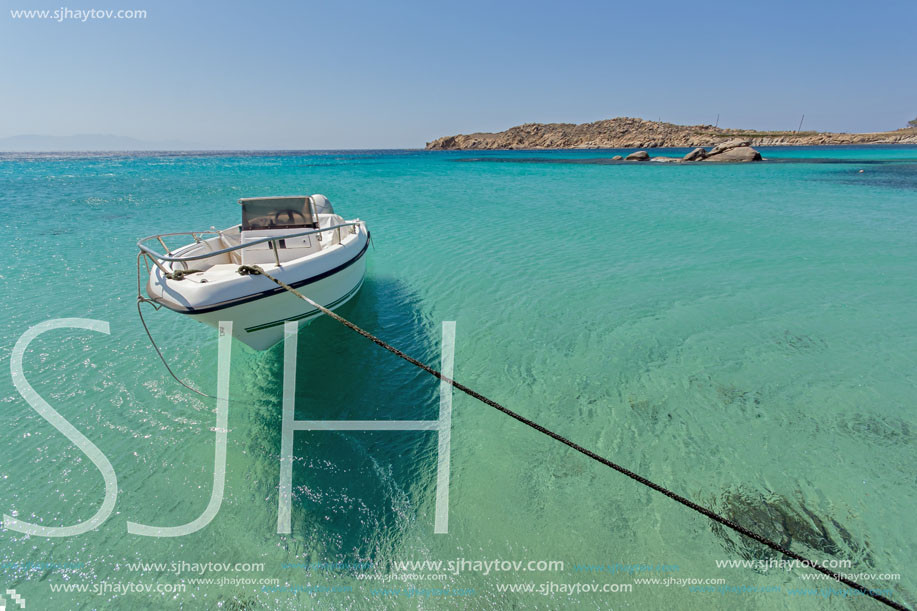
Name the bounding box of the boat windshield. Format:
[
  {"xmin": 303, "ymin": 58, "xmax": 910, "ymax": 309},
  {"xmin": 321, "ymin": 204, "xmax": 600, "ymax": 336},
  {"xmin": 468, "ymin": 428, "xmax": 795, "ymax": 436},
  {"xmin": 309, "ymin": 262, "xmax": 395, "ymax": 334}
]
[{"xmin": 239, "ymin": 196, "xmax": 318, "ymax": 231}]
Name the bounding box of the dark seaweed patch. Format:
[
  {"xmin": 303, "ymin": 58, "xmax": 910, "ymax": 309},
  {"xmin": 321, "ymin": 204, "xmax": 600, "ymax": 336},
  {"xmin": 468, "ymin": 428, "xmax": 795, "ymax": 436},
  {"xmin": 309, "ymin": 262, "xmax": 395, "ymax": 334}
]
[
  {"xmin": 774, "ymin": 330, "xmax": 828, "ymax": 353},
  {"xmin": 716, "ymin": 385, "xmax": 762, "ymax": 415},
  {"xmin": 215, "ymin": 594, "xmax": 260, "ymax": 610},
  {"xmin": 836, "ymin": 413, "xmax": 912, "ymax": 444},
  {"xmin": 710, "ymin": 487, "xmax": 873, "ymax": 569},
  {"xmin": 830, "ymin": 163, "xmax": 917, "ymax": 191}
]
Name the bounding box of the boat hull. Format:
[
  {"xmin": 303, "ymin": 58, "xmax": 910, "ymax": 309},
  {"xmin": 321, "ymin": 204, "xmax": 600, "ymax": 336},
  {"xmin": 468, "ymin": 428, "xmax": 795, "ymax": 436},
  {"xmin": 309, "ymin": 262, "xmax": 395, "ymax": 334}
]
[{"xmin": 187, "ymin": 252, "xmax": 366, "ymax": 350}]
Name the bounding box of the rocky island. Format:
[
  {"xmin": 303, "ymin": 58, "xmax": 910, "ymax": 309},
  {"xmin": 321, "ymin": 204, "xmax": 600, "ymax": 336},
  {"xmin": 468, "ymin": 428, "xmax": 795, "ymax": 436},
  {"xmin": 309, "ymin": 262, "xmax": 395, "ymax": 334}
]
[{"xmin": 426, "ymin": 117, "xmax": 917, "ymax": 152}]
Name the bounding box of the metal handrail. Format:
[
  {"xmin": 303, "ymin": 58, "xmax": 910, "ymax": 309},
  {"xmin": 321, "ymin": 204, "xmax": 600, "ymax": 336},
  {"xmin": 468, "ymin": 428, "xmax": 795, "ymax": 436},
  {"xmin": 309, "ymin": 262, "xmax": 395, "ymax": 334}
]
[{"xmin": 137, "ymin": 222, "xmax": 363, "ymax": 263}]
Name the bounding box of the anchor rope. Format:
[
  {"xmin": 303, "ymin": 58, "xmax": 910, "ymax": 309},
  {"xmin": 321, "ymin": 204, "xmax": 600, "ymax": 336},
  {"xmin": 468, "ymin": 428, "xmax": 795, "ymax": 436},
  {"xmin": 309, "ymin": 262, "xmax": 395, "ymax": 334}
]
[
  {"xmin": 136, "ymin": 299, "xmax": 214, "ymax": 399},
  {"xmin": 234, "ymin": 263, "xmax": 906, "ymax": 611},
  {"xmin": 135, "ymin": 251, "xmax": 214, "ymax": 398}
]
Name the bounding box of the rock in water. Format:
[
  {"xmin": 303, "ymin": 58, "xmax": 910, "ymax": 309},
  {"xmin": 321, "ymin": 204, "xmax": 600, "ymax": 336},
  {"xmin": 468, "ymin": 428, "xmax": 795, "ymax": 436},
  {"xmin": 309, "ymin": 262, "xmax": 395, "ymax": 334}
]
[
  {"xmin": 703, "ymin": 146, "xmax": 762, "ymax": 162},
  {"xmin": 709, "ymin": 138, "xmax": 751, "ymax": 155},
  {"xmin": 683, "ymin": 147, "xmax": 707, "ymax": 161},
  {"xmin": 625, "ymin": 150, "xmax": 650, "ymax": 161},
  {"xmin": 611, "ymin": 155, "xmax": 623, "ymax": 160}
]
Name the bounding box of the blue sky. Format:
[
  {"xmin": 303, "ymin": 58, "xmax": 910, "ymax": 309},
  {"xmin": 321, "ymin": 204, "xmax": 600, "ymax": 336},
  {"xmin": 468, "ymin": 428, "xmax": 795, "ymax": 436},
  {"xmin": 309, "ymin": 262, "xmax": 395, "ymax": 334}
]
[{"xmin": 1, "ymin": 0, "xmax": 915, "ymax": 148}]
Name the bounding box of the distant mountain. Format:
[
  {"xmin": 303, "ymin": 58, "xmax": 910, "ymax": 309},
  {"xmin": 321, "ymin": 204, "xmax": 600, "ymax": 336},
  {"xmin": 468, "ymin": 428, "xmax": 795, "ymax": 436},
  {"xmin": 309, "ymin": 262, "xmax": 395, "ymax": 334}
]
[
  {"xmin": 426, "ymin": 117, "xmax": 917, "ymax": 150},
  {"xmin": 0, "ymin": 134, "xmax": 197, "ymax": 151}
]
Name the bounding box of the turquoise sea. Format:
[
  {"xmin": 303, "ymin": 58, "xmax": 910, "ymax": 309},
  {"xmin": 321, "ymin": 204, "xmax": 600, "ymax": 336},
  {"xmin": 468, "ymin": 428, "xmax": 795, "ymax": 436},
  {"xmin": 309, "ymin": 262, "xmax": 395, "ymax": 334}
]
[{"xmin": 1, "ymin": 147, "xmax": 915, "ymax": 610}]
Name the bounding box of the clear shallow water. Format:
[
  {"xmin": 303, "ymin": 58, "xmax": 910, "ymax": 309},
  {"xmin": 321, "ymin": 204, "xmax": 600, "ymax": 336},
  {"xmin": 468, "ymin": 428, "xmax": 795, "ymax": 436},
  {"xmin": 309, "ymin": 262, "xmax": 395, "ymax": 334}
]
[{"xmin": 0, "ymin": 147, "xmax": 914, "ymax": 610}]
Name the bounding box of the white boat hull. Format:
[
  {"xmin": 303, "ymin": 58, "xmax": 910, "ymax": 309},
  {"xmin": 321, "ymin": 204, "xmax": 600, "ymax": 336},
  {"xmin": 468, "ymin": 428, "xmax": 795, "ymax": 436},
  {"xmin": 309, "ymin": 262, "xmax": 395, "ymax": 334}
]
[{"xmin": 189, "ymin": 254, "xmax": 366, "ymax": 350}]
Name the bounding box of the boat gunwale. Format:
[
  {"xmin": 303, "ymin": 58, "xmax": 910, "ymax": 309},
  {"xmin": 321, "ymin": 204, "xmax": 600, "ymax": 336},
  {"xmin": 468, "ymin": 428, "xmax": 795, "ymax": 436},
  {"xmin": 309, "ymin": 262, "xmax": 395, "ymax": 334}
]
[{"xmin": 137, "ymin": 221, "xmax": 364, "ymax": 263}]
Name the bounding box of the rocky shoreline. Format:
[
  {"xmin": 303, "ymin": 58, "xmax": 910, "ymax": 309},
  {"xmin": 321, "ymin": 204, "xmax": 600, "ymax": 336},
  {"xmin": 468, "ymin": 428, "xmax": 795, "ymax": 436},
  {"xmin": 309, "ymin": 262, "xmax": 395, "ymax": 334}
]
[{"xmin": 426, "ymin": 117, "xmax": 917, "ymax": 151}]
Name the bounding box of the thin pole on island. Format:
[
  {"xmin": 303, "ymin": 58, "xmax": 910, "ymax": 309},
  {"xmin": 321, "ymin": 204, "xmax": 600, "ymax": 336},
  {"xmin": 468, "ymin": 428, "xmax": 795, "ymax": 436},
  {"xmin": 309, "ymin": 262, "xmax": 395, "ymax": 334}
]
[
  {"xmin": 796, "ymin": 113, "xmax": 805, "ymax": 133},
  {"xmin": 714, "ymin": 113, "xmax": 719, "ymax": 128}
]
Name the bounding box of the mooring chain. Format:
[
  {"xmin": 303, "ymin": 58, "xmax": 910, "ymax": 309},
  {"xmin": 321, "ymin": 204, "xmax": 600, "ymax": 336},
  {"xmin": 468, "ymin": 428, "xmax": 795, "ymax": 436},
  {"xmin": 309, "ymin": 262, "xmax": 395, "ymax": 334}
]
[{"xmin": 234, "ymin": 263, "xmax": 907, "ymax": 611}]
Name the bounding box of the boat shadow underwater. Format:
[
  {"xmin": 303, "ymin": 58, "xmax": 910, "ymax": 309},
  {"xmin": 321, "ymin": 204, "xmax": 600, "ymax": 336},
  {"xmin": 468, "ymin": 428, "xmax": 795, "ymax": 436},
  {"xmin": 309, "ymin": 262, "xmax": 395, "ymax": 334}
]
[{"xmin": 238, "ymin": 274, "xmax": 444, "ymax": 560}]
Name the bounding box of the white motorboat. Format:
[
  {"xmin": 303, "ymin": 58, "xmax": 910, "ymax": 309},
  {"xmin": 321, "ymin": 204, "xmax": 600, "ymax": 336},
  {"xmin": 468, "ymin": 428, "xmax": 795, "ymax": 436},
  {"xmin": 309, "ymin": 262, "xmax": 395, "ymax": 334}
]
[{"xmin": 138, "ymin": 194, "xmax": 370, "ymax": 350}]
